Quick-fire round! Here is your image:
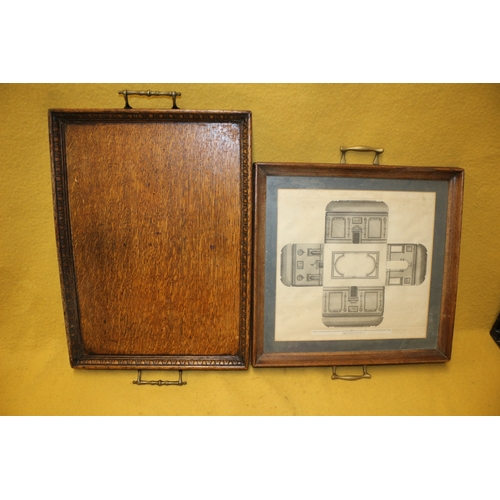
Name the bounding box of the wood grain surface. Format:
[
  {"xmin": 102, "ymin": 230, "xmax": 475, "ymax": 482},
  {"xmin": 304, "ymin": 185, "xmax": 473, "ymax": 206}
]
[{"xmin": 50, "ymin": 110, "xmax": 252, "ymax": 369}]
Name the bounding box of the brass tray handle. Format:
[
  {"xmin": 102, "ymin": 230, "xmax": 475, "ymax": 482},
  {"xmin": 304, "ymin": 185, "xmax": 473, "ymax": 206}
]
[
  {"xmin": 331, "ymin": 366, "xmax": 371, "ymax": 381},
  {"xmin": 118, "ymin": 90, "xmax": 181, "ymax": 110},
  {"xmin": 132, "ymin": 370, "xmax": 187, "ymax": 386},
  {"xmin": 340, "ymin": 146, "xmax": 384, "ymax": 165}
]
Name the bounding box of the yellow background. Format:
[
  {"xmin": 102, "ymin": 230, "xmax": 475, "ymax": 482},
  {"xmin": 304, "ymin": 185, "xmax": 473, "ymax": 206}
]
[{"xmin": 2, "ymin": 83, "xmax": 500, "ymax": 415}]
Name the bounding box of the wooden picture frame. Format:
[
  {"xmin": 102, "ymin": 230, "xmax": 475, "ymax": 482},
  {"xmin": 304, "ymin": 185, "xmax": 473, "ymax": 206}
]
[
  {"xmin": 252, "ymin": 162, "xmax": 464, "ymax": 367},
  {"xmin": 50, "ymin": 109, "xmax": 252, "ymax": 369}
]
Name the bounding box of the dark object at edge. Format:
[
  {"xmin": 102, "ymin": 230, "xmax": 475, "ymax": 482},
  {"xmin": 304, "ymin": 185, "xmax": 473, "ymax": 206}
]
[{"xmin": 490, "ymin": 312, "xmax": 500, "ymax": 348}]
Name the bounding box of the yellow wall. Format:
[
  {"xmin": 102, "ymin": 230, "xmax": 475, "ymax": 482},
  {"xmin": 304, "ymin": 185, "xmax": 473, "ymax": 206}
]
[{"xmin": 2, "ymin": 83, "xmax": 500, "ymax": 415}]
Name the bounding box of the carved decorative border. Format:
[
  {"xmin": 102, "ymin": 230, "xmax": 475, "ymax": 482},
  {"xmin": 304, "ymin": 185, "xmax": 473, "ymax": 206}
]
[
  {"xmin": 50, "ymin": 114, "xmax": 83, "ymax": 366},
  {"xmin": 238, "ymin": 116, "xmax": 252, "ymax": 364},
  {"xmin": 76, "ymin": 355, "xmax": 245, "ymax": 369},
  {"xmin": 49, "ymin": 109, "xmax": 252, "ymax": 369}
]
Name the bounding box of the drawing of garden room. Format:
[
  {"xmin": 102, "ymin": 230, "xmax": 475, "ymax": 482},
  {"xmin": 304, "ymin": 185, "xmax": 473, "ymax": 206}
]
[
  {"xmin": 279, "ymin": 200, "xmax": 428, "ymax": 327},
  {"xmin": 280, "ymin": 200, "xmax": 428, "ymax": 289}
]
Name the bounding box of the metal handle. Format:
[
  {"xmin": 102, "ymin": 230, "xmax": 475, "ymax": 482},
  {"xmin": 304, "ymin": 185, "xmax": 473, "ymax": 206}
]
[
  {"xmin": 132, "ymin": 370, "xmax": 186, "ymax": 386},
  {"xmin": 340, "ymin": 146, "xmax": 384, "ymax": 165},
  {"xmin": 331, "ymin": 365, "xmax": 371, "ymax": 381},
  {"xmin": 118, "ymin": 90, "xmax": 181, "ymax": 109}
]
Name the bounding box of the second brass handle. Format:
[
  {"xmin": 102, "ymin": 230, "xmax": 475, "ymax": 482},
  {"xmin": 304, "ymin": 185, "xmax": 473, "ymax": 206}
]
[
  {"xmin": 118, "ymin": 90, "xmax": 181, "ymax": 110},
  {"xmin": 331, "ymin": 365, "xmax": 371, "ymax": 381},
  {"xmin": 340, "ymin": 146, "xmax": 384, "ymax": 165}
]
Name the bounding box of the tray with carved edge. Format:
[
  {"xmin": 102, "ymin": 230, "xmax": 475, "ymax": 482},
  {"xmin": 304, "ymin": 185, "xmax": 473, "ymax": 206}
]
[{"xmin": 49, "ymin": 108, "xmax": 252, "ymax": 369}]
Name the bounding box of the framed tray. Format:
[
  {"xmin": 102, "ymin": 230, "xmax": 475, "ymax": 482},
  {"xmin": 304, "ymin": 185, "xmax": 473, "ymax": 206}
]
[
  {"xmin": 252, "ymin": 162, "xmax": 464, "ymax": 367},
  {"xmin": 50, "ymin": 109, "xmax": 252, "ymax": 369}
]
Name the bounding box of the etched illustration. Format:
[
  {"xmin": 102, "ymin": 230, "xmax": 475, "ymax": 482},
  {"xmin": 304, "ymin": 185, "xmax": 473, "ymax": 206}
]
[{"xmin": 280, "ymin": 200, "xmax": 428, "ymax": 327}]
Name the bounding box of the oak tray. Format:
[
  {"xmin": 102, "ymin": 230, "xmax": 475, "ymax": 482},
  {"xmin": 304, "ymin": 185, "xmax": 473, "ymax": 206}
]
[{"xmin": 49, "ymin": 109, "xmax": 252, "ymax": 369}]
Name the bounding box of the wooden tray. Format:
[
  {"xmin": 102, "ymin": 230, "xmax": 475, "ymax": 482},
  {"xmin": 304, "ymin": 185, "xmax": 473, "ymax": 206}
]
[
  {"xmin": 49, "ymin": 109, "xmax": 252, "ymax": 369},
  {"xmin": 252, "ymin": 161, "xmax": 464, "ymax": 367}
]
